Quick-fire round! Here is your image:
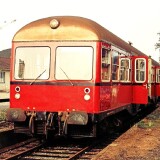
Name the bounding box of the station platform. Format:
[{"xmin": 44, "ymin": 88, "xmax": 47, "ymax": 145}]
[{"xmin": 92, "ymin": 107, "xmax": 160, "ymax": 160}]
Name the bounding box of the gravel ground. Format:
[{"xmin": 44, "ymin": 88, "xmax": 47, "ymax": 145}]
[{"xmin": 93, "ymin": 107, "xmax": 160, "ymax": 160}]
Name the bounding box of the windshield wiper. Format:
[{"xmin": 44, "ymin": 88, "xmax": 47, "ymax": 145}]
[
  {"xmin": 60, "ymin": 67, "xmax": 74, "ymax": 86},
  {"xmin": 30, "ymin": 69, "xmax": 46, "ymax": 85}
]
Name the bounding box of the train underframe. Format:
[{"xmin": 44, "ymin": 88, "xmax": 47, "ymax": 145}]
[
  {"xmin": 8, "ymin": 110, "xmax": 100, "ymax": 138},
  {"xmin": 7, "ymin": 96, "xmax": 159, "ymax": 139}
]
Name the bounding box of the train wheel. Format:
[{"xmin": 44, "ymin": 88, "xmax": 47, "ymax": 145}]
[
  {"xmin": 127, "ymin": 104, "xmax": 140, "ymax": 116},
  {"xmin": 97, "ymin": 119, "xmax": 109, "ymax": 137}
]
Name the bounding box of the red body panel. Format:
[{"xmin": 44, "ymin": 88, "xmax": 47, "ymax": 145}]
[
  {"xmin": 155, "ymin": 84, "xmax": 160, "ymax": 96},
  {"xmin": 100, "ymin": 84, "xmax": 132, "ymax": 111},
  {"xmin": 133, "ymin": 85, "xmax": 148, "ymax": 104},
  {"xmin": 11, "ymin": 83, "xmax": 134, "ymax": 114},
  {"xmin": 11, "ymin": 84, "xmax": 100, "ymax": 113}
]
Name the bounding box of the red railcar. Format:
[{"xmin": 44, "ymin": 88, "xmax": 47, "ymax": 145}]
[{"xmin": 7, "ymin": 16, "xmax": 160, "ymax": 137}]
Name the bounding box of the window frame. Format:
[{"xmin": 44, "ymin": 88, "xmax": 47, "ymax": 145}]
[
  {"xmin": 55, "ymin": 46, "xmax": 94, "ymax": 81},
  {"xmin": 156, "ymin": 68, "xmax": 160, "ymax": 83},
  {"xmin": 101, "ymin": 47, "xmax": 111, "ymax": 82},
  {"xmin": 119, "ymin": 57, "xmax": 131, "ymax": 82},
  {"xmin": 151, "ymin": 67, "xmax": 155, "ymax": 83},
  {"xmin": 14, "ymin": 46, "xmax": 51, "ymax": 80},
  {"xmin": 135, "ymin": 58, "xmax": 146, "ymax": 83},
  {"xmin": 111, "ymin": 50, "xmax": 119, "ymax": 81}
]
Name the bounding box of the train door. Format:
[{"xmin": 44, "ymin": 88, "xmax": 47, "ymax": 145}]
[
  {"xmin": 132, "ymin": 56, "xmax": 148, "ymax": 104},
  {"xmin": 148, "ymin": 57, "xmax": 152, "ymax": 99}
]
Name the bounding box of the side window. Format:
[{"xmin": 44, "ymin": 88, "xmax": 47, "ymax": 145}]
[
  {"xmin": 112, "ymin": 51, "xmax": 119, "ymax": 81},
  {"xmin": 156, "ymin": 69, "xmax": 160, "ymax": 83},
  {"xmin": 151, "ymin": 67, "xmax": 155, "ymax": 83},
  {"xmin": 120, "ymin": 58, "xmax": 131, "ymax": 82},
  {"xmin": 135, "ymin": 58, "xmax": 146, "ymax": 82},
  {"xmin": 101, "ymin": 48, "xmax": 111, "ymax": 81}
]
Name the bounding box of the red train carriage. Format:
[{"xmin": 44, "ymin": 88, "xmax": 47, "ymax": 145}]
[{"xmin": 7, "ymin": 16, "xmax": 160, "ymax": 137}]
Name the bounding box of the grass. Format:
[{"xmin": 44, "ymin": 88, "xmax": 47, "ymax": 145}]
[
  {"xmin": 137, "ymin": 107, "xmax": 160, "ymax": 129},
  {"xmin": 0, "ymin": 109, "xmax": 7, "ymax": 121}
]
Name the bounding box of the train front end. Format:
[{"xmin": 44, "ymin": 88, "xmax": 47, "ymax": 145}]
[{"xmin": 7, "ymin": 16, "xmax": 105, "ymax": 137}]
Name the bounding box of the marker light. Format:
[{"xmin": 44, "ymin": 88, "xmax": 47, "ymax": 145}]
[
  {"xmin": 15, "ymin": 86, "xmax": 20, "ymax": 92},
  {"xmin": 84, "ymin": 88, "xmax": 90, "ymax": 94},
  {"xmin": 50, "ymin": 19, "xmax": 60, "ymax": 29}
]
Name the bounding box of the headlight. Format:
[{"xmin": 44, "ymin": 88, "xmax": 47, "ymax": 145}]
[
  {"xmin": 84, "ymin": 94, "xmax": 90, "ymax": 101},
  {"xmin": 15, "ymin": 93, "xmax": 20, "ymax": 99},
  {"xmin": 67, "ymin": 111, "xmax": 88, "ymax": 125}
]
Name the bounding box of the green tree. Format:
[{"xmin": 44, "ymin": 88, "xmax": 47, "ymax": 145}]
[{"xmin": 155, "ymin": 33, "xmax": 160, "ymax": 49}]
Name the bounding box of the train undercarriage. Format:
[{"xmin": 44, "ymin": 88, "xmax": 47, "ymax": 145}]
[
  {"xmin": 7, "ymin": 110, "xmax": 99, "ymax": 138},
  {"xmin": 6, "ymin": 96, "xmax": 159, "ymax": 139},
  {"xmin": 7, "ymin": 104, "xmax": 150, "ymax": 139}
]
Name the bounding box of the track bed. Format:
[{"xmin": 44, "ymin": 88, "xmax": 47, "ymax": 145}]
[{"xmin": 93, "ymin": 107, "xmax": 160, "ymax": 160}]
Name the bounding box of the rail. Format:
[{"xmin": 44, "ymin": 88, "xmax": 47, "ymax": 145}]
[
  {"xmin": 20, "ymin": 145, "xmax": 95, "ymax": 160},
  {"xmin": 0, "ymin": 138, "xmax": 43, "ymax": 160}
]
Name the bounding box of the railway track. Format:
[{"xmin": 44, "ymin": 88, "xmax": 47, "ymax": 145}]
[
  {"xmin": 0, "ymin": 135, "xmax": 112, "ymax": 160},
  {"xmin": 0, "ymin": 138, "xmax": 43, "ymax": 160},
  {"xmin": 0, "ymin": 106, "xmax": 156, "ymax": 160},
  {"xmin": 18, "ymin": 138, "xmax": 108, "ymax": 160},
  {"xmin": 21, "ymin": 146, "xmax": 93, "ymax": 160}
]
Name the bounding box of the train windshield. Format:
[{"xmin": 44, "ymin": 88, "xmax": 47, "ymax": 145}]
[
  {"xmin": 15, "ymin": 47, "xmax": 50, "ymax": 79},
  {"xmin": 55, "ymin": 46, "xmax": 93, "ymax": 80}
]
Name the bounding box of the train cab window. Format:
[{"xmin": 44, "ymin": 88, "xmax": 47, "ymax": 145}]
[
  {"xmin": 135, "ymin": 58, "xmax": 146, "ymax": 82},
  {"xmin": 101, "ymin": 48, "xmax": 111, "ymax": 81},
  {"xmin": 55, "ymin": 47, "xmax": 93, "ymax": 80},
  {"xmin": 156, "ymin": 69, "xmax": 160, "ymax": 83},
  {"xmin": 112, "ymin": 51, "xmax": 119, "ymax": 81},
  {"xmin": 120, "ymin": 58, "xmax": 131, "ymax": 82},
  {"xmin": 15, "ymin": 47, "xmax": 50, "ymax": 80}
]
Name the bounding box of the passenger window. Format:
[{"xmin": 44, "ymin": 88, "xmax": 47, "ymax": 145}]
[
  {"xmin": 151, "ymin": 68, "xmax": 155, "ymax": 83},
  {"xmin": 120, "ymin": 58, "xmax": 131, "ymax": 82},
  {"xmin": 135, "ymin": 58, "xmax": 146, "ymax": 82},
  {"xmin": 101, "ymin": 48, "xmax": 111, "ymax": 81},
  {"xmin": 156, "ymin": 69, "xmax": 160, "ymax": 83},
  {"xmin": 112, "ymin": 51, "xmax": 119, "ymax": 81}
]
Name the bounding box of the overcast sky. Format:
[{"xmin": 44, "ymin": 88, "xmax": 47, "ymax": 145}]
[{"xmin": 0, "ymin": 0, "xmax": 160, "ymax": 61}]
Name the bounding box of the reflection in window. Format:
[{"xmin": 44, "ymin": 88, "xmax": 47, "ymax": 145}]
[
  {"xmin": 15, "ymin": 47, "xmax": 50, "ymax": 79},
  {"xmin": 135, "ymin": 58, "xmax": 146, "ymax": 82},
  {"xmin": 120, "ymin": 58, "xmax": 130, "ymax": 81},
  {"xmin": 156, "ymin": 69, "xmax": 160, "ymax": 83},
  {"xmin": 112, "ymin": 51, "xmax": 119, "ymax": 80},
  {"xmin": 101, "ymin": 48, "xmax": 110, "ymax": 81},
  {"xmin": 18, "ymin": 59, "xmax": 25, "ymax": 79}
]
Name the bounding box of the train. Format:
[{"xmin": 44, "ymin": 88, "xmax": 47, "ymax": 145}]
[{"xmin": 6, "ymin": 16, "xmax": 160, "ymax": 138}]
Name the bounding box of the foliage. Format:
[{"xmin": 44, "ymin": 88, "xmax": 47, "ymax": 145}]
[{"xmin": 0, "ymin": 109, "xmax": 7, "ymax": 121}]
